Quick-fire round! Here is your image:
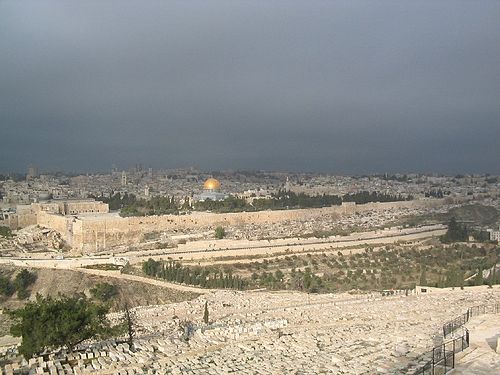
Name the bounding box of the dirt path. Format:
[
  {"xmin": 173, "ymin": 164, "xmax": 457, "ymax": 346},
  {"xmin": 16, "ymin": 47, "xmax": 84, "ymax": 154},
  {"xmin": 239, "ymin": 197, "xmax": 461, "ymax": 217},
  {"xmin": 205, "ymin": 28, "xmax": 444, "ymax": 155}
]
[
  {"xmin": 75, "ymin": 268, "xmax": 212, "ymax": 294},
  {"xmin": 453, "ymin": 314, "xmax": 500, "ymax": 374}
]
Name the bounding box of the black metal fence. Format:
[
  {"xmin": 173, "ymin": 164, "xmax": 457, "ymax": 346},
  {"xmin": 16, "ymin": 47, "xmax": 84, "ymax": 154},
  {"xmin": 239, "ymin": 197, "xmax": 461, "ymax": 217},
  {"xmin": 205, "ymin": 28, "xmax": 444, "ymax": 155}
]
[
  {"xmin": 408, "ymin": 302, "xmax": 499, "ymax": 375},
  {"xmin": 410, "ymin": 328, "xmax": 469, "ymax": 375},
  {"xmin": 443, "ymin": 303, "xmax": 500, "ymax": 338}
]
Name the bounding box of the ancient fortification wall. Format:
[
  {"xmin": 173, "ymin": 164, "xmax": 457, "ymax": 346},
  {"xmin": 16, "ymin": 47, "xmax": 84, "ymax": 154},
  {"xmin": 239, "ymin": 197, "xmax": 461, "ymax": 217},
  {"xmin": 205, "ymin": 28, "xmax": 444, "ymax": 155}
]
[
  {"xmin": 33, "ymin": 201, "xmax": 109, "ymax": 215},
  {"xmin": 64, "ymin": 199, "xmax": 443, "ymax": 253},
  {"xmin": 2, "ymin": 213, "xmax": 37, "ymax": 229},
  {"xmin": 37, "ymin": 211, "xmax": 70, "ymax": 236}
]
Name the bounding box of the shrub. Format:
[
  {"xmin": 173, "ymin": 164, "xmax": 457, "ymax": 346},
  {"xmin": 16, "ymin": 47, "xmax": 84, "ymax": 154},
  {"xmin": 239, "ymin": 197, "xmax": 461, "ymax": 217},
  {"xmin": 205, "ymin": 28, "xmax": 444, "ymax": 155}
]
[
  {"xmin": 14, "ymin": 269, "xmax": 37, "ymax": 299},
  {"xmin": 0, "ymin": 226, "xmax": 12, "ymax": 238},
  {"xmin": 90, "ymin": 282, "xmax": 118, "ymax": 301},
  {"xmin": 215, "ymin": 226, "xmax": 225, "ymax": 239},
  {"xmin": 0, "ymin": 275, "xmax": 14, "ymax": 297}
]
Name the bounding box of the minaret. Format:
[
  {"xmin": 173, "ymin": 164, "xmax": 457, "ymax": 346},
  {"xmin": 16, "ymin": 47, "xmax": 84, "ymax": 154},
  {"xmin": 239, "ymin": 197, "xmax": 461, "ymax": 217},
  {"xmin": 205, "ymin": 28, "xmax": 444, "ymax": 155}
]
[
  {"xmin": 121, "ymin": 171, "xmax": 127, "ymax": 186},
  {"xmin": 284, "ymin": 176, "xmax": 291, "ymax": 192}
]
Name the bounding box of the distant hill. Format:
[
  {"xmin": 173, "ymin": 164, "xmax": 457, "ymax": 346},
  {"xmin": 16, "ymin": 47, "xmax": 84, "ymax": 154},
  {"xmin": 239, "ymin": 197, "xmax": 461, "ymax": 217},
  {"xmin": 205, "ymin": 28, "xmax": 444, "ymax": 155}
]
[{"xmin": 446, "ymin": 204, "xmax": 498, "ymax": 226}]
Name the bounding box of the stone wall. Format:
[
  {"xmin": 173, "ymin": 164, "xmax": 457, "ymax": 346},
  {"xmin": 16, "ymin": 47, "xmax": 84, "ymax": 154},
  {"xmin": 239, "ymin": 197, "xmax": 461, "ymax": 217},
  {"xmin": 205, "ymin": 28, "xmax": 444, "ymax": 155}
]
[
  {"xmin": 65, "ymin": 199, "xmax": 444, "ymax": 253},
  {"xmin": 37, "ymin": 211, "xmax": 71, "ymax": 240},
  {"xmin": 73, "ymin": 215, "xmax": 133, "ymax": 253},
  {"xmin": 33, "ymin": 201, "xmax": 109, "ymax": 215},
  {"xmin": 2, "ymin": 212, "xmax": 37, "ymax": 229}
]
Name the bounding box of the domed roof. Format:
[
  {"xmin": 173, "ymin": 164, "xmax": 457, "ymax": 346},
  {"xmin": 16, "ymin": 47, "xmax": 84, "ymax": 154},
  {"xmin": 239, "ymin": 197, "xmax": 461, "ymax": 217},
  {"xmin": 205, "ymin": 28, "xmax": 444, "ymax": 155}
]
[{"xmin": 203, "ymin": 178, "xmax": 221, "ymax": 190}]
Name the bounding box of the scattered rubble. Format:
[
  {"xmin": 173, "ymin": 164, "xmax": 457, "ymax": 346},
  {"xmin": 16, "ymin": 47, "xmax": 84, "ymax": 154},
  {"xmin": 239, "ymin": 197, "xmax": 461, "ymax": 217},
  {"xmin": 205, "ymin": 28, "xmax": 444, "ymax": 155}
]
[{"xmin": 1, "ymin": 286, "xmax": 498, "ymax": 374}]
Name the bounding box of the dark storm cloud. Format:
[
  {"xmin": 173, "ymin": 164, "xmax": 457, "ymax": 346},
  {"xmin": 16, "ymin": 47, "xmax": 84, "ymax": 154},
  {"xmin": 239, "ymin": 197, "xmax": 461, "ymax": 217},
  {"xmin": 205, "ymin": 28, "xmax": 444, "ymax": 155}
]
[{"xmin": 1, "ymin": 0, "xmax": 499, "ymax": 174}]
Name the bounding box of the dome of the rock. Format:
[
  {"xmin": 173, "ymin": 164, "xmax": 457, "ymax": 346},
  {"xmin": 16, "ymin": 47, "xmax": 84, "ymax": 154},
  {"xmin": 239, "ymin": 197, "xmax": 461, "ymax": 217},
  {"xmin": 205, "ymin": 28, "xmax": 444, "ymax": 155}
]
[{"xmin": 203, "ymin": 178, "xmax": 221, "ymax": 190}]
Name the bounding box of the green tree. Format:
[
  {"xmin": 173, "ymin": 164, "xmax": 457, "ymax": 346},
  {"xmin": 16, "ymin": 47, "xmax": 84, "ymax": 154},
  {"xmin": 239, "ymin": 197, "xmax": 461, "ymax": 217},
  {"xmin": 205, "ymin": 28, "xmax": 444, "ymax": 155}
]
[
  {"xmin": 488, "ymin": 266, "xmax": 496, "ymax": 288},
  {"xmin": 441, "ymin": 217, "xmax": 468, "ymax": 243},
  {"xmin": 474, "ymin": 267, "xmax": 484, "ymax": 286},
  {"xmin": 0, "ymin": 275, "xmax": 14, "ymax": 296},
  {"xmin": 275, "ymin": 269, "xmax": 284, "ymax": 282},
  {"xmin": 203, "ymin": 301, "xmax": 209, "ymax": 324},
  {"xmin": 215, "ymin": 226, "xmax": 225, "ymax": 239},
  {"xmin": 14, "ymin": 269, "xmax": 37, "ymax": 299},
  {"xmin": 90, "ymin": 282, "xmax": 118, "ymax": 301},
  {"xmin": 142, "ymin": 258, "xmax": 161, "ymax": 276},
  {"xmin": 0, "ymin": 226, "xmax": 12, "ymax": 238},
  {"xmin": 9, "ymin": 295, "xmax": 120, "ymax": 359},
  {"xmin": 123, "ymin": 303, "xmax": 135, "ymax": 347},
  {"xmin": 419, "ymin": 266, "xmax": 427, "ymax": 285}
]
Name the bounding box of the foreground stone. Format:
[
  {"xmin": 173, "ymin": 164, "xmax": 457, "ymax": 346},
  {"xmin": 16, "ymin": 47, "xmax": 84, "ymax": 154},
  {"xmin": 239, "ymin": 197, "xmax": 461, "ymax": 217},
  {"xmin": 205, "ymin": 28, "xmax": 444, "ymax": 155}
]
[{"xmin": 1, "ymin": 285, "xmax": 499, "ymax": 374}]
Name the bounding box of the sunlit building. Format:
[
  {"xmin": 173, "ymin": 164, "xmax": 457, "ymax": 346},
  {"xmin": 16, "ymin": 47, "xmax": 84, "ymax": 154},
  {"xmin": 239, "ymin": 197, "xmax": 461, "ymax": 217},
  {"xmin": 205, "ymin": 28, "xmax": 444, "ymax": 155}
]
[{"xmin": 196, "ymin": 178, "xmax": 228, "ymax": 201}]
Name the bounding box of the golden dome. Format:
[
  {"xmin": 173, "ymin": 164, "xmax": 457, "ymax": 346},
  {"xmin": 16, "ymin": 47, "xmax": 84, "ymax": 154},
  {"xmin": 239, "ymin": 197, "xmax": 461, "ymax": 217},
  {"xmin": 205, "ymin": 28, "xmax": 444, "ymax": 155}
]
[{"xmin": 203, "ymin": 178, "xmax": 221, "ymax": 190}]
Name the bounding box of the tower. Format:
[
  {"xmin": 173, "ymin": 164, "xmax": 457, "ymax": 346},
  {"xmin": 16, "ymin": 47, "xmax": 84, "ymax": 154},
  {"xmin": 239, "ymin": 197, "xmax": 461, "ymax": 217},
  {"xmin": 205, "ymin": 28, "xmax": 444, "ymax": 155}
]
[
  {"xmin": 284, "ymin": 177, "xmax": 291, "ymax": 192},
  {"xmin": 121, "ymin": 171, "xmax": 127, "ymax": 186},
  {"xmin": 27, "ymin": 164, "xmax": 38, "ymax": 180}
]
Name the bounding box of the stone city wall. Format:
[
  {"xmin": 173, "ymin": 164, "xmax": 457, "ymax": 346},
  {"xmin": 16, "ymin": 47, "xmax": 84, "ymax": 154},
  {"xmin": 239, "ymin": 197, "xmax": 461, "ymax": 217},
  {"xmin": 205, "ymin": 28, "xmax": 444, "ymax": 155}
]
[
  {"xmin": 33, "ymin": 201, "xmax": 109, "ymax": 215},
  {"xmin": 63, "ymin": 201, "xmax": 109, "ymax": 215},
  {"xmin": 37, "ymin": 211, "xmax": 70, "ymax": 239},
  {"xmin": 1, "ymin": 213, "xmax": 37, "ymax": 229},
  {"xmin": 68, "ymin": 199, "xmax": 444, "ymax": 253},
  {"xmin": 73, "ymin": 215, "xmax": 133, "ymax": 253}
]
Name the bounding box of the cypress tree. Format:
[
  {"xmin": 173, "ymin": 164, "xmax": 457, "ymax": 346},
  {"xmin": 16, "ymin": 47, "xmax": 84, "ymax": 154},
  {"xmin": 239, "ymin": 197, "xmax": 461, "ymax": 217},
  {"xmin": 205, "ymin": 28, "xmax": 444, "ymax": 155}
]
[
  {"xmin": 419, "ymin": 265, "xmax": 427, "ymax": 286},
  {"xmin": 203, "ymin": 301, "xmax": 209, "ymax": 324},
  {"xmin": 475, "ymin": 267, "xmax": 484, "ymax": 286}
]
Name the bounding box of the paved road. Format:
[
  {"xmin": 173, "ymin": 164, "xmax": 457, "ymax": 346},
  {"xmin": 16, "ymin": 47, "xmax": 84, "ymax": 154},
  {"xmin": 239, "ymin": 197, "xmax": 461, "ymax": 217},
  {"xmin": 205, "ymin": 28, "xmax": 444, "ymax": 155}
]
[{"xmin": 453, "ymin": 314, "xmax": 500, "ymax": 374}]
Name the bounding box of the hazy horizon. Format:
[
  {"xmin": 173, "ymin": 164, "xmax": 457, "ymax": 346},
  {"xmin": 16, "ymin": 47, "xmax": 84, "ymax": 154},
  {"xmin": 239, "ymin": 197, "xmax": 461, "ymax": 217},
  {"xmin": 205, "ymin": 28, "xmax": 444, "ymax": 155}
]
[
  {"xmin": 1, "ymin": 1, "xmax": 500, "ymax": 175},
  {"xmin": 1, "ymin": 166, "xmax": 498, "ymax": 178}
]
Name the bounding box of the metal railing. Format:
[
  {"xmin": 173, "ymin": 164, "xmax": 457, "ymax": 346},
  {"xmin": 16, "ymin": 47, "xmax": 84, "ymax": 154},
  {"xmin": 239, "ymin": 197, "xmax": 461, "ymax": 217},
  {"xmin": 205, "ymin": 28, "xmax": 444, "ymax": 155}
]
[
  {"xmin": 410, "ymin": 328, "xmax": 469, "ymax": 375},
  {"xmin": 443, "ymin": 303, "xmax": 499, "ymax": 338},
  {"xmin": 407, "ymin": 302, "xmax": 499, "ymax": 375}
]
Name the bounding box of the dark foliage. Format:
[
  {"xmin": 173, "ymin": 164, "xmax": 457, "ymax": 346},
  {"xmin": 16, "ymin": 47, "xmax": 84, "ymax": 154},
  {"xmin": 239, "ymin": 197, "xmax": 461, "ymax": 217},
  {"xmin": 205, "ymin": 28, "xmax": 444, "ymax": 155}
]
[
  {"xmin": 9, "ymin": 295, "xmax": 120, "ymax": 359},
  {"xmin": 441, "ymin": 217, "xmax": 469, "ymax": 243},
  {"xmin": 142, "ymin": 258, "xmax": 246, "ymax": 290}
]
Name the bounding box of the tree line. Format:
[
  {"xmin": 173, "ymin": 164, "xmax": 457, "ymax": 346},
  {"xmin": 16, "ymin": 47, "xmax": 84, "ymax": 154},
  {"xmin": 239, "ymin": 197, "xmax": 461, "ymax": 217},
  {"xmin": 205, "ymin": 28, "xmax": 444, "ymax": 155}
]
[
  {"xmin": 194, "ymin": 190, "xmax": 411, "ymax": 213},
  {"xmin": 142, "ymin": 258, "xmax": 246, "ymax": 290},
  {"xmin": 91, "ymin": 193, "xmax": 179, "ymax": 216},
  {"xmin": 92, "ymin": 190, "xmax": 412, "ymax": 216}
]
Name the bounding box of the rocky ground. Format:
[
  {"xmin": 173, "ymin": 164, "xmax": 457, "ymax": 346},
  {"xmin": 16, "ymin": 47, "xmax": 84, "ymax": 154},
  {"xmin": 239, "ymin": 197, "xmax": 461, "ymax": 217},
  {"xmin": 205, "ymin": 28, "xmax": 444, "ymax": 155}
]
[{"xmin": 2, "ymin": 285, "xmax": 498, "ymax": 374}]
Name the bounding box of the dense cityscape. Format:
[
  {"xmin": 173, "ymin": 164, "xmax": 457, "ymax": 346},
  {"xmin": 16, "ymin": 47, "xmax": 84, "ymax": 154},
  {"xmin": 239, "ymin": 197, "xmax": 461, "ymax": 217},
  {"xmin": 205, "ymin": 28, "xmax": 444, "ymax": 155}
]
[{"xmin": 0, "ymin": 166, "xmax": 499, "ymax": 374}]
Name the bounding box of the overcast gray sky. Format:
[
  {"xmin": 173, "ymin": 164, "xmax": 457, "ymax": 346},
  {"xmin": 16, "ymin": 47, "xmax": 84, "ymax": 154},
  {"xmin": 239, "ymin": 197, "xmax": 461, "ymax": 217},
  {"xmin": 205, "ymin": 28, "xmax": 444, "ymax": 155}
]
[{"xmin": 1, "ymin": 0, "xmax": 499, "ymax": 174}]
